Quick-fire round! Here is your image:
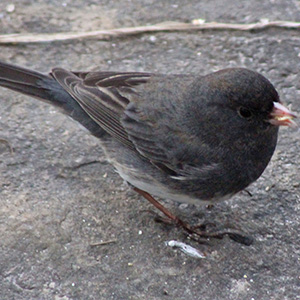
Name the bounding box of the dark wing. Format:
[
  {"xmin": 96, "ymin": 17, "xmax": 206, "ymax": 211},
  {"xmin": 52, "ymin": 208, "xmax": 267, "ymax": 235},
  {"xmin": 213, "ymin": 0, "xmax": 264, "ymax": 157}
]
[
  {"xmin": 51, "ymin": 69, "xmax": 151, "ymax": 150},
  {"xmin": 51, "ymin": 69, "xmax": 219, "ymax": 179},
  {"xmin": 121, "ymin": 101, "xmax": 221, "ymax": 179},
  {"xmin": 52, "ymin": 69, "xmax": 177, "ymax": 167}
]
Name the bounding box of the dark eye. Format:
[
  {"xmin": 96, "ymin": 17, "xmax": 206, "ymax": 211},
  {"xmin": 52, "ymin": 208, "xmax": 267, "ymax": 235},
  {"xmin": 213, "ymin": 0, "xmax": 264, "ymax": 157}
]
[{"xmin": 238, "ymin": 107, "xmax": 253, "ymax": 119}]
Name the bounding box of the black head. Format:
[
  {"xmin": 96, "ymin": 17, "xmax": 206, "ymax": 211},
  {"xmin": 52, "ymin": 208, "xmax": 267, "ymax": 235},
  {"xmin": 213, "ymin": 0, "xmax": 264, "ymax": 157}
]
[
  {"xmin": 204, "ymin": 68, "xmax": 280, "ymax": 130},
  {"xmin": 183, "ymin": 68, "xmax": 283, "ymax": 154}
]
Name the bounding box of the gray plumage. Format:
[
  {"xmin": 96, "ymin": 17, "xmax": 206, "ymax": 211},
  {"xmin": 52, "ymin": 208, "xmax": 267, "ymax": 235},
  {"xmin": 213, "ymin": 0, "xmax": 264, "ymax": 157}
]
[{"xmin": 0, "ymin": 61, "xmax": 283, "ymax": 204}]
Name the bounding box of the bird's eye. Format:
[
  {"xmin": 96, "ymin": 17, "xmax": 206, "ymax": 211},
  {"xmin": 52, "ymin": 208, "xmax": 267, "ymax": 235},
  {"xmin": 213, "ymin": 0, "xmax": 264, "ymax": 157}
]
[{"xmin": 238, "ymin": 107, "xmax": 253, "ymax": 119}]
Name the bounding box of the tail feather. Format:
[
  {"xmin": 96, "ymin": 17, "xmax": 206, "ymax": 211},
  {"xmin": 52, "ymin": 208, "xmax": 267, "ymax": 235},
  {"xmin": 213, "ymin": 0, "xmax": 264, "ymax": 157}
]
[
  {"xmin": 0, "ymin": 61, "xmax": 63, "ymax": 104},
  {"xmin": 0, "ymin": 61, "xmax": 106, "ymax": 138},
  {"xmin": 0, "ymin": 61, "xmax": 46, "ymax": 83}
]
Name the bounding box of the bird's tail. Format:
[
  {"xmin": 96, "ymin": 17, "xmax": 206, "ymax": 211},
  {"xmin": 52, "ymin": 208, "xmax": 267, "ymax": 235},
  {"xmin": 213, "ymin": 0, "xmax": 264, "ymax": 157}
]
[
  {"xmin": 0, "ymin": 61, "xmax": 105, "ymax": 137},
  {"xmin": 0, "ymin": 60, "xmax": 68, "ymax": 106}
]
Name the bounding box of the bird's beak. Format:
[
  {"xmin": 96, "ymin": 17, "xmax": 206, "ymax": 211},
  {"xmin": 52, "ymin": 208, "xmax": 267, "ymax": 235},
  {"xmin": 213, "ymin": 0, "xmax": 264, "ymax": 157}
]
[{"xmin": 269, "ymin": 102, "xmax": 297, "ymax": 127}]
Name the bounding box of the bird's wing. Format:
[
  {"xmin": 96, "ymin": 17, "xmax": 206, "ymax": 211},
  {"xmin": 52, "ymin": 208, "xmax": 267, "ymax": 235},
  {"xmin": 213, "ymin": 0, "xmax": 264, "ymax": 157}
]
[
  {"xmin": 121, "ymin": 100, "xmax": 221, "ymax": 179},
  {"xmin": 51, "ymin": 69, "xmax": 219, "ymax": 178},
  {"xmin": 51, "ymin": 68, "xmax": 151, "ymax": 150}
]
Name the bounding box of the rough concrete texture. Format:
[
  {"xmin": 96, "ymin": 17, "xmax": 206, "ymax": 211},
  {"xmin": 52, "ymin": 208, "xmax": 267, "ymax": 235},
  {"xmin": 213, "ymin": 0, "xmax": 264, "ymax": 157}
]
[{"xmin": 0, "ymin": 1, "xmax": 299, "ymax": 299}]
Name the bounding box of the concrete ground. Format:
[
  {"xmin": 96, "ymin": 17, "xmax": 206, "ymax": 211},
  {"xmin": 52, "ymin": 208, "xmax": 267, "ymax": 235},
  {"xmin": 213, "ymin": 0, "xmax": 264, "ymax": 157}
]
[{"xmin": 0, "ymin": 1, "xmax": 299, "ymax": 299}]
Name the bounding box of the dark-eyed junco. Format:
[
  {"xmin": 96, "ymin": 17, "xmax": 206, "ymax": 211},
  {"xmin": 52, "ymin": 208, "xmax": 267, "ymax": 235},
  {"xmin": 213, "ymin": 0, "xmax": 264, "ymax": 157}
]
[{"xmin": 0, "ymin": 61, "xmax": 296, "ymax": 244}]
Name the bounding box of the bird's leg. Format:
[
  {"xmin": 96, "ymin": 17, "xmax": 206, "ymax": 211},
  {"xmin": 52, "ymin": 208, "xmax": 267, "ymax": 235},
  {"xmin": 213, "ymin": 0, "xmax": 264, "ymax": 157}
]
[
  {"xmin": 133, "ymin": 187, "xmax": 194, "ymax": 233},
  {"xmin": 133, "ymin": 187, "xmax": 253, "ymax": 245}
]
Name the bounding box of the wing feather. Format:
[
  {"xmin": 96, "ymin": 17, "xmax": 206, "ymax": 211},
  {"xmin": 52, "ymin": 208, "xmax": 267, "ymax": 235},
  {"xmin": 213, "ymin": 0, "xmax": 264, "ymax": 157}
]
[
  {"xmin": 51, "ymin": 69, "xmax": 152, "ymax": 149},
  {"xmin": 51, "ymin": 68, "xmax": 220, "ymax": 180}
]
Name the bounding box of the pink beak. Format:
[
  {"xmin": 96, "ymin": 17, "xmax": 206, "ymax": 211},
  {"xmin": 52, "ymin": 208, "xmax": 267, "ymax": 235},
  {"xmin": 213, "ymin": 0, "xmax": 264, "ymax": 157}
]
[{"xmin": 269, "ymin": 102, "xmax": 297, "ymax": 127}]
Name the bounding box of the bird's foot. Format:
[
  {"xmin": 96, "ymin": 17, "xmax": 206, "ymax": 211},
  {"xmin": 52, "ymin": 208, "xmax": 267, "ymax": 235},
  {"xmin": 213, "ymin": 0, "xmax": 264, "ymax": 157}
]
[
  {"xmin": 188, "ymin": 223, "xmax": 254, "ymax": 246},
  {"xmin": 134, "ymin": 187, "xmax": 253, "ymax": 246}
]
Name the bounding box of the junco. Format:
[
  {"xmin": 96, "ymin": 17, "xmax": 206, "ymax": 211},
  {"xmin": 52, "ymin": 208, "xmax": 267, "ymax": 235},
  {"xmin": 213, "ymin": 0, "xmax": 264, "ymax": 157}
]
[{"xmin": 0, "ymin": 61, "xmax": 296, "ymax": 245}]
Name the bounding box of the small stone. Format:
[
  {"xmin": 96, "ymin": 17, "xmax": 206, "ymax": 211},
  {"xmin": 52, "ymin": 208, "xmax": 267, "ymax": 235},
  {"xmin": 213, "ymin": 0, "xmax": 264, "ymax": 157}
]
[{"xmin": 6, "ymin": 4, "xmax": 15, "ymax": 13}]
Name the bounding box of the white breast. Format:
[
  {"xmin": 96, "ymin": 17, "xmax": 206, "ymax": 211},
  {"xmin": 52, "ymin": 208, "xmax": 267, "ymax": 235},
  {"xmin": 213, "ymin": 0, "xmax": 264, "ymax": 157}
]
[{"xmin": 115, "ymin": 165, "xmax": 210, "ymax": 205}]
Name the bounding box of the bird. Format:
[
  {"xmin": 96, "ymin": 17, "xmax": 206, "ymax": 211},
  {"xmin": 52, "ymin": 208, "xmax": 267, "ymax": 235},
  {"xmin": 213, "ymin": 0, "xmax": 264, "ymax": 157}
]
[{"xmin": 0, "ymin": 61, "xmax": 296, "ymax": 245}]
